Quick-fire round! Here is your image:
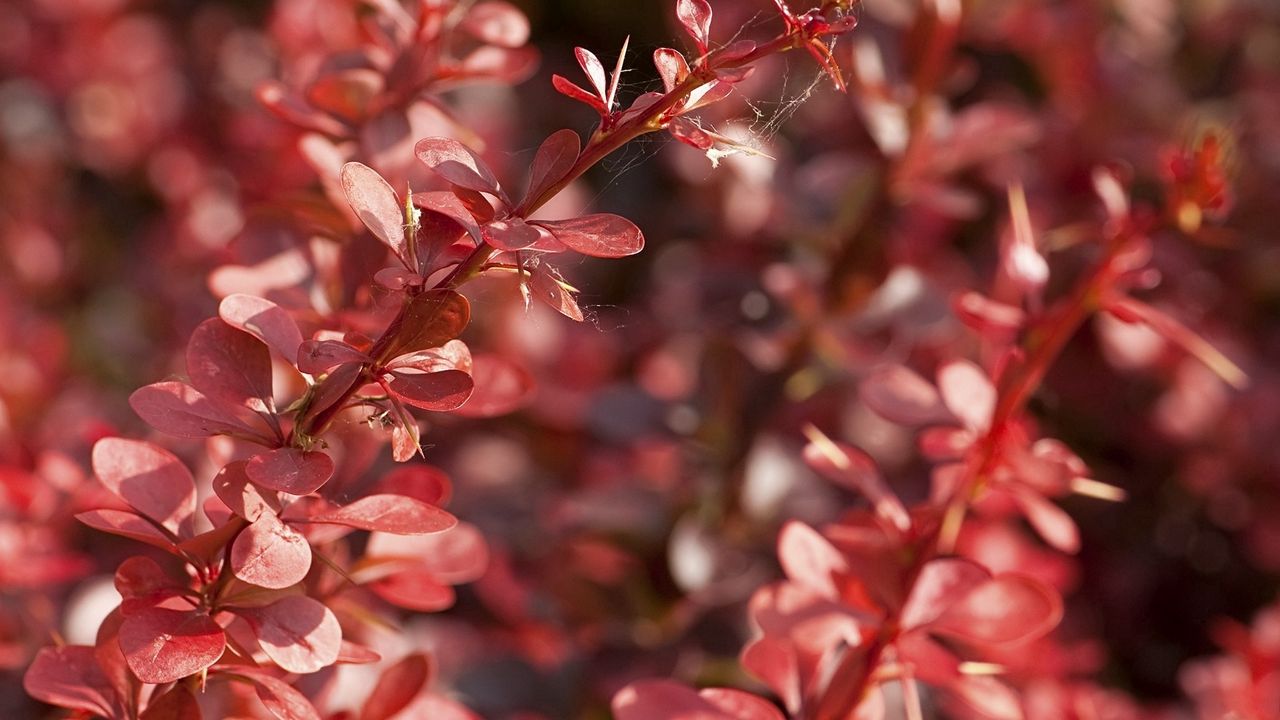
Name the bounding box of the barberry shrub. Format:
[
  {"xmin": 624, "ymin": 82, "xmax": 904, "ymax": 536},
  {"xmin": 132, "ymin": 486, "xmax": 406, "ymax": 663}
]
[{"xmin": 2, "ymin": 0, "xmax": 1274, "ymax": 718}]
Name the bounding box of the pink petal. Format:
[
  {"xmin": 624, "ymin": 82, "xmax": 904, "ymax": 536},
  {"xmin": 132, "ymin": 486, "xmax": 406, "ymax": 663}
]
[{"xmin": 92, "ymin": 438, "xmax": 197, "ymax": 538}]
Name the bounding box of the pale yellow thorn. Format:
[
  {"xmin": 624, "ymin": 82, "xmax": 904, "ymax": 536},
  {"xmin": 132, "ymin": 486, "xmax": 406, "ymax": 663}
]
[
  {"xmin": 802, "ymin": 423, "xmax": 850, "ymax": 470},
  {"xmin": 1071, "ymin": 476, "xmax": 1127, "ymax": 502}
]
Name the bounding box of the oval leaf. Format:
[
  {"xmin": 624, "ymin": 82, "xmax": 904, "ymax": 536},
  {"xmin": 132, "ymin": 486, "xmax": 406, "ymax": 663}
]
[
  {"xmin": 533, "ymin": 213, "xmax": 643, "ymax": 258},
  {"xmin": 23, "ymin": 646, "xmax": 121, "ymax": 718},
  {"xmin": 92, "ymin": 438, "xmax": 197, "ymax": 537},
  {"xmin": 240, "ymin": 596, "xmax": 342, "ymax": 674},
  {"xmin": 859, "ymin": 365, "xmax": 954, "ymax": 426},
  {"xmin": 187, "ymin": 318, "xmax": 275, "ymax": 415},
  {"xmin": 214, "ymin": 461, "xmax": 282, "ymax": 522},
  {"xmin": 297, "ymin": 339, "xmax": 371, "ymax": 375},
  {"xmin": 118, "ymin": 607, "xmax": 225, "ymax": 684},
  {"xmin": 360, "ymin": 653, "xmax": 433, "ymax": 720},
  {"xmin": 387, "ymin": 369, "xmax": 474, "ymax": 411},
  {"xmin": 310, "ymin": 494, "xmax": 457, "ymax": 535},
  {"xmin": 341, "ymin": 162, "xmax": 409, "ymax": 265},
  {"xmin": 375, "ymin": 289, "xmax": 471, "ymax": 363},
  {"xmin": 414, "ymin": 137, "xmax": 501, "ymax": 196},
  {"xmin": 525, "ymin": 129, "xmax": 580, "ymax": 204},
  {"xmin": 130, "ymin": 382, "xmax": 273, "ymax": 443},
  {"xmin": 231, "ymin": 512, "xmax": 312, "ymax": 589},
  {"xmin": 246, "ymin": 448, "xmax": 335, "ymax": 495},
  {"xmin": 220, "ymin": 294, "xmax": 305, "ymax": 364}
]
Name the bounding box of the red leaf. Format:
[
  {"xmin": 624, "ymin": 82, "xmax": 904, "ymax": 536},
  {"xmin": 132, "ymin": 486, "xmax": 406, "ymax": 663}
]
[
  {"xmin": 341, "ymin": 162, "xmax": 409, "ymax": 265},
  {"xmin": 214, "ymin": 461, "xmax": 282, "ymax": 521},
  {"xmin": 231, "ymin": 668, "xmax": 323, "ymax": 720},
  {"xmin": 231, "ymin": 512, "xmax": 312, "ymax": 589},
  {"xmin": 387, "ymin": 369, "xmax": 474, "ymax": 411},
  {"xmin": 338, "ymin": 641, "xmax": 382, "ymax": 665},
  {"xmin": 653, "ymin": 48, "xmax": 690, "ymax": 93},
  {"xmin": 140, "ymin": 684, "xmax": 202, "ymax": 720},
  {"xmin": 239, "ymin": 595, "xmax": 342, "ymax": 674},
  {"xmin": 612, "ymin": 679, "xmax": 784, "ymax": 720},
  {"xmin": 460, "ymin": 1, "xmax": 529, "ymax": 47},
  {"xmin": 219, "ymin": 294, "xmax": 305, "ymax": 364},
  {"xmin": 369, "ymin": 568, "xmax": 455, "ymax": 612},
  {"xmin": 900, "ymin": 558, "xmax": 989, "ymax": 632},
  {"xmin": 367, "ymin": 522, "xmax": 489, "ymax": 584},
  {"xmin": 386, "ymin": 339, "xmax": 472, "ymax": 374},
  {"xmin": 668, "ymin": 116, "xmax": 714, "ymax": 150},
  {"xmin": 1105, "ymin": 296, "xmax": 1248, "ymax": 389},
  {"xmin": 525, "ymin": 129, "xmax": 580, "ymax": 205},
  {"xmin": 187, "ymin": 318, "xmax": 275, "ymax": 415},
  {"xmin": 574, "ymin": 46, "xmax": 608, "ymax": 100},
  {"xmin": 376, "ymin": 289, "xmax": 471, "ymax": 363},
  {"xmin": 482, "ymin": 217, "xmax": 541, "ymax": 251},
  {"xmin": 130, "ymin": 382, "xmax": 274, "ymax": 443},
  {"xmin": 92, "ymin": 438, "xmax": 197, "ymax": 538},
  {"xmin": 1010, "ymin": 487, "xmax": 1080, "ymax": 554},
  {"xmin": 301, "ymin": 362, "xmax": 364, "ymax": 426},
  {"xmin": 928, "ymin": 574, "xmax": 1063, "ymax": 645},
  {"xmin": 777, "ymin": 521, "xmax": 847, "ymax": 597},
  {"xmin": 801, "ymin": 434, "xmax": 910, "ymax": 534},
  {"xmin": 23, "ymin": 646, "xmax": 122, "ymax": 718},
  {"xmin": 676, "ymin": 0, "xmax": 713, "ymax": 54},
  {"xmin": 952, "ymin": 291, "xmax": 1026, "ymax": 339},
  {"xmin": 360, "ymin": 653, "xmax": 432, "ymax": 720},
  {"xmin": 118, "ymin": 607, "xmax": 225, "ymax": 684},
  {"xmin": 246, "ymin": 448, "xmax": 335, "ymax": 495},
  {"xmin": 528, "ymin": 263, "xmax": 584, "ymax": 322},
  {"xmin": 373, "ymin": 465, "xmax": 452, "ymax": 506},
  {"xmin": 551, "ymin": 75, "xmax": 607, "ymax": 115},
  {"xmin": 936, "ymin": 359, "xmax": 995, "ymax": 432},
  {"xmin": 305, "ymin": 68, "xmax": 382, "ymax": 124},
  {"xmin": 454, "ymin": 354, "xmax": 534, "ymax": 417},
  {"xmin": 309, "ymin": 494, "xmax": 457, "ymax": 535},
  {"xmin": 413, "ymin": 190, "xmax": 483, "ymax": 243},
  {"xmin": 859, "ymin": 365, "xmax": 954, "ymax": 426},
  {"xmin": 297, "ymin": 339, "xmax": 371, "ymax": 375},
  {"xmin": 76, "ymin": 509, "xmax": 179, "ymax": 554},
  {"xmin": 414, "ymin": 137, "xmax": 502, "ymax": 197},
  {"xmin": 534, "ymin": 213, "xmax": 644, "ymax": 257},
  {"xmin": 395, "ymin": 694, "xmax": 481, "ymax": 720},
  {"xmin": 115, "ymin": 556, "xmax": 184, "ymax": 612}
]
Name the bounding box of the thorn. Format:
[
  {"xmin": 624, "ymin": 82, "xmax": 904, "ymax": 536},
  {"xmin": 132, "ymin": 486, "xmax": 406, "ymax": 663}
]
[
  {"xmin": 1071, "ymin": 476, "xmax": 1127, "ymax": 502},
  {"xmin": 802, "ymin": 423, "xmax": 851, "ymax": 470}
]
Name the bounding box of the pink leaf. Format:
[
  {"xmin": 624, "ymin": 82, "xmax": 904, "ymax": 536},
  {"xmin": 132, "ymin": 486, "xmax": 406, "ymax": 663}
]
[
  {"xmin": 139, "ymin": 684, "xmax": 201, "ymax": 720},
  {"xmin": 945, "ymin": 676, "xmax": 1024, "ymax": 720},
  {"xmin": 612, "ymin": 679, "xmax": 784, "ymax": 720},
  {"xmin": 386, "ymin": 339, "xmax": 473, "ymax": 374},
  {"xmin": 297, "ymin": 339, "xmax": 371, "ymax": 375},
  {"xmin": 231, "ymin": 512, "xmax": 312, "ymax": 589},
  {"xmin": 305, "ymin": 68, "xmax": 382, "ymax": 123},
  {"xmin": 460, "ymin": 1, "xmax": 529, "ymax": 48},
  {"xmin": 246, "ymin": 448, "xmax": 335, "ymax": 495},
  {"xmin": 676, "ymin": 0, "xmax": 713, "ymax": 54},
  {"xmin": 1010, "ymin": 487, "xmax": 1080, "ymax": 554},
  {"xmin": 668, "ymin": 117, "xmax": 714, "ymax": 150},
  {"xmin": 76, "ymin": 509, "xmax": 179, "ymax": 554},
  {"xmin": 698, "ymin": 688, "xmax": 787, "ymax": 720},
  {"xmin": 368, "ymin": 522, "xmax": 489, "ymax": 583},
  {"xmin": 928, "ymin": 574, "xmax": 1063, "ymax": 646},
  {"xmin": 482, "ymin": 217, "xmax": 541, "ymax": 250},
  {"xmin": 777, "ymin": 521, "xmax": 848, "ymax": 597},
  {"xmin": 396, "ymin": 694, "xmax": 482, "ymax": 720},
  {"xmin": 231, "ymin": 668, "xmax": 323, "ymax": 720},
  {"xmin": 338, "ymin": 641, "xmax": 382, "ymax": 665},
  {"xmin": 23, "ymin": 646, "xmax": 121, "ymax": 718},
  {"xmin": 341, "ymin": 162, "xmax": 409, "ymax": 265},
  {"xmin": 187, "ymin": 319, "xmax": 275, "ymax": 415},
  {"xmin": 301, "ymin": 362, "xmax": 364, "ymax": 426},
  {"xmin": 551, "ymin": 75, "xmax": 608, "ymax": 115},
  {"xmin": 454, "ymin": 354, "xmax": 534, "ymax": 417},
  {"xmin": 414, "ymin": 190, "xmax": 484, "ymax": 244},
  {"xmin": 115, "ymin": 556, "xmax": 184, "ymax": 613},
  {"xmin": 801, "ymin": 438, "xmax": 910, "ymax": 534},
  {"xmin": 653, "ymin": 48, "xmax": 690, "ymax": 93},
  {"xmin": 130, "ymin": 382, "xmax": 273, "ymax": 443},
  {"xmin": 375, "ymin": 289, "xmax": 471, "ymax": 363},
  {"xmin": 239, "ymin": 595, "xmax": 342, "ymax": 674},
  {"xmin": 309, "ymin": 494, "xmax": 457, "ymax": 535},
  {"xmin": 859, "ymin": 365, "xmax": 954, "ymax": 426},
  {"xmin": 574, "ymin": 46, "xmax": 608, "ymax": 100},
  {"xmin": 533, "ymin": 213, "xmax": 644, "ymax": 258},
  {"xmin": 359, "ymin": 653, "xmax": 433, "ymax": 720},
  {"xmin": 528, "ymin": 263, "xmax": 584, "ymax": 322},
  {"xmin": 118, "ymin": 607, "xmax": 225, "ymax": 684},
  {"xmin": 92, "ymin": 438, "xmax": 197, "ymax": 538},
  {"xmin": 740, "ymin": 637, "xmax": 800, "ymax": 713},
  {"xmin": 387, "ymin": 369, "xmax": 474, "ymax": 411},
  {"xmin": 525, "ymin": 129, "xmax": 581, "ymax": 205},
  {"xmin": 414, "ymin": 137, "xmax": 502, "ymax": 197},
  {"xmin": 213, "ymin": 461, "xmax": 281, "ymax": 521},
  {"xmin": 219, "ymin": 294, "xmax": 305, "ymax": 364},
  {"xmin": 369, "ymin": 568, "xmax": 456, "ymax": 612},
  {"xmin": 900, "ymin": 558, "xmax": 989, "ymax": 632},
  {"xmin": 952, "ymin": 291, "xmax": 1026, "ymax": 339},
  {"xmin": 1105, "ymin": 296, "xmax": 1248, "ymax": 389},
  {"xmin": 373, "ymin": 465, "xmax": 452, "ymax": 506},
  {"xmin": 936, "ymin": 359, "xmax": 996, "ymax": 432}
]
